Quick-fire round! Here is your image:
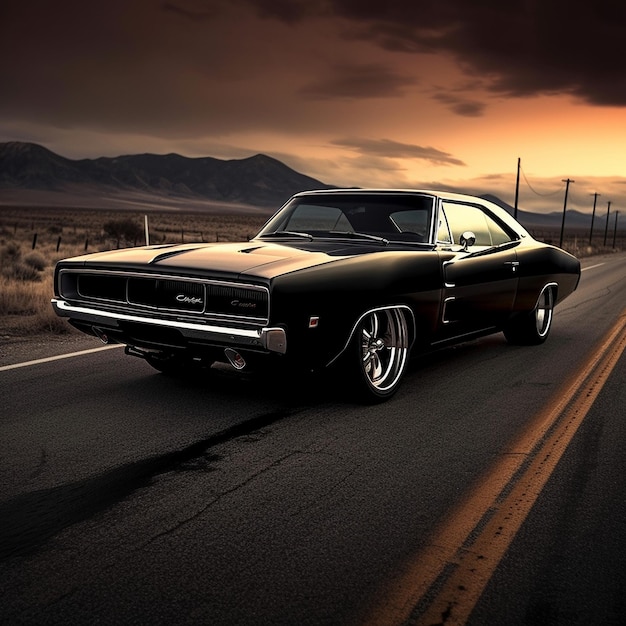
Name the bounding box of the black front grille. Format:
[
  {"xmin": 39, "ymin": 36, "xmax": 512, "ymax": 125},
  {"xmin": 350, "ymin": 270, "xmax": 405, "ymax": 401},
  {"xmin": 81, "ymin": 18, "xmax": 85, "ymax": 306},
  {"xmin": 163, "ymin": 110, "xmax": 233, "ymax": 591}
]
[
  {"xmin": 63, "ymin": 270, "xmax": 269, "ymax": 323},
  {"xmin": 78, "ymin": 274, "xmax": 126, "ymax": 302},
  {"xmin": 206, "ymin": 284, "xmax": 268, "ymax": 318},
  {"xmin": 128, "ymin": 278, "xmax": 205, "ymax": 312}
]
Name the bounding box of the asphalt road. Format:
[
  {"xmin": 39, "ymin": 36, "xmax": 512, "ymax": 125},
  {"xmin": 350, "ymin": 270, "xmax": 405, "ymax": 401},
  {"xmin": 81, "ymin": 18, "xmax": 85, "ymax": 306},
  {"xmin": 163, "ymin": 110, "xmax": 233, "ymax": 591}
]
[{"xmin": 1, "ymin": 252, "xmax": 625, "ymax": 626}]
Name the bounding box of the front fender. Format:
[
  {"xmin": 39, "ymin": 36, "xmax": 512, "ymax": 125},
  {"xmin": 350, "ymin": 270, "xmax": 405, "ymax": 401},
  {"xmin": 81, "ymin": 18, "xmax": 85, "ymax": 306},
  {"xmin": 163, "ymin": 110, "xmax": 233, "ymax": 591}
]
[{"xmin": 267, "ymin": 251, "xmax": 442, "ymax": 369}]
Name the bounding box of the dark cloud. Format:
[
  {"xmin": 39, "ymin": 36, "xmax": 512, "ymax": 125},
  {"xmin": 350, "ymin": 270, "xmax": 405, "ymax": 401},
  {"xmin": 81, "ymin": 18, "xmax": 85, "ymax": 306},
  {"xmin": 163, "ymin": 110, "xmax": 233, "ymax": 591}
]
[
  {"xmin": 431, "ymin": 93, "xmax": 485, "ymax": 117},
  {"xmin": 240, "ymin": 0, "xmax": 319, "ymax": 22},
  {"xmin": 161, "ymin": 2, "xmax": 218, "ymax": 21},
  {"xmin": 245, "ymin": 0, "xmax": 626, "ymax": 106},
  {"xmin": 300, "ymin": 64, "xmax": 417, "ymax": 99},
  {"xmin": 332, "ymin": 138, "xmax": 466, "ymax": 166}
]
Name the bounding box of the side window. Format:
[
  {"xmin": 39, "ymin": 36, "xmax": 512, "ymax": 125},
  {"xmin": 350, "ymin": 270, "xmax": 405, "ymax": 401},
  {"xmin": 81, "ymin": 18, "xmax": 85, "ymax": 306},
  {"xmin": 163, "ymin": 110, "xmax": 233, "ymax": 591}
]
[
  {"xmin": 441, "ymin": 202, "xmax": 513, "ymax": 247},
  {"xmin": 487, "ymin": 217, "xmax": 513, "ymax": 245},
  {"xmin": 437, "ymin": 208, "xmax": 452, "ymax": 243}
]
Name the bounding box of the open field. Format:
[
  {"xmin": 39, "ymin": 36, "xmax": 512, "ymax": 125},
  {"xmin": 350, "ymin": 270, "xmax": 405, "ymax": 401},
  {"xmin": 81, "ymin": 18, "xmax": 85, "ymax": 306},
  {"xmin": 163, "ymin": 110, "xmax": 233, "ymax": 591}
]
[{"xmin": 0, "ymin": 205, "xmax": 623, "ymax": 340}]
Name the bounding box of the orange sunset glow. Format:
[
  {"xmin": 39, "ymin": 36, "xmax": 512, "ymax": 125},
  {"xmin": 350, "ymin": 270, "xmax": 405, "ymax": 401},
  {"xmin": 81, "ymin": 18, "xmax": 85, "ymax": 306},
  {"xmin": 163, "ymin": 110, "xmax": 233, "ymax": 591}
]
[{"xmin": 1, "ymin": 0, "xmax": 625, "ymax": 215}]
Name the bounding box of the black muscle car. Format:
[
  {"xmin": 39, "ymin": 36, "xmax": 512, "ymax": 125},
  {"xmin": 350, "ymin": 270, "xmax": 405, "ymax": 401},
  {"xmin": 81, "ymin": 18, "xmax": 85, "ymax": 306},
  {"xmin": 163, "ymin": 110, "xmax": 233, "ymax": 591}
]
[{"xmin": 52, "ymin": 190, "xmax": 581, "ymax": 402}]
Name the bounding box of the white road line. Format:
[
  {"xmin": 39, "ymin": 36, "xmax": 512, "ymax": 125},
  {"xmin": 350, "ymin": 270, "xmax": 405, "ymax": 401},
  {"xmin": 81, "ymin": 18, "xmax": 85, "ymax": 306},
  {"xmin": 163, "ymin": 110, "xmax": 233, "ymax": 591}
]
[
  {"xmin": 582, "ymin": 263, "xmax": 605, "ymax": 272},
  {"xmin": 0, "ymin": 344, "xmax": 123, "ymax": 372}
]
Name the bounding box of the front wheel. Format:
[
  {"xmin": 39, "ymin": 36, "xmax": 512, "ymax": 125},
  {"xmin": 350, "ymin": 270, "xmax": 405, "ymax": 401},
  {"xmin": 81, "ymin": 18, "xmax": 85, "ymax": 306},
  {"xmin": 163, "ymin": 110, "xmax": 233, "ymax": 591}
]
[
  {"xmin": 346, "ymin": 307, "xmax": 412, "ymax": 403},
  {"xmin": 504, "ymin": 285, "xmax": 555, "ymax": 345}
]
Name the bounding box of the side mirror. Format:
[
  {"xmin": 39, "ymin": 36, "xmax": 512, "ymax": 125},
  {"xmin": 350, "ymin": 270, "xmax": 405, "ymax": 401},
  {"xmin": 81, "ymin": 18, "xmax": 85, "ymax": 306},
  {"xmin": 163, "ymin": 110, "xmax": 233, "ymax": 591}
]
[{"xmin": 459, "ymin": 231, "xmax": 476, "ymax": 251}]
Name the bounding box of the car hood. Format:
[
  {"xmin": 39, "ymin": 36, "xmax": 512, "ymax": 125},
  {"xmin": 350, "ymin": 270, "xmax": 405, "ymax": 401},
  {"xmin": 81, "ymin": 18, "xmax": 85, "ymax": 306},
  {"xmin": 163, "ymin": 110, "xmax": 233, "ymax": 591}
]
[{"xmin": 65, "ymin": 240, "xmax": 393, "ymax": 279}]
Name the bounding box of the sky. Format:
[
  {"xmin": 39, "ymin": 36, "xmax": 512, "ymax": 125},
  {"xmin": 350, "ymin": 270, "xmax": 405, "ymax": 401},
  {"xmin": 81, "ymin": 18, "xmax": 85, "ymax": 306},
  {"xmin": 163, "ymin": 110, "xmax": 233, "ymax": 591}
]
[{"xmin": 1, "ymin": 0, "xmax": 626, "ymax": 216}]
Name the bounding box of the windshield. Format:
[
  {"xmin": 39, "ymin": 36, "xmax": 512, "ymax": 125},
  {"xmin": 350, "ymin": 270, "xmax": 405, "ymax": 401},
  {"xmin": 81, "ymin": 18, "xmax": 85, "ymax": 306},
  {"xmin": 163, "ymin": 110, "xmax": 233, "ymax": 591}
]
[{"xmin": 256, "ymin": 193, "xmax": 436, "ymax": 244}]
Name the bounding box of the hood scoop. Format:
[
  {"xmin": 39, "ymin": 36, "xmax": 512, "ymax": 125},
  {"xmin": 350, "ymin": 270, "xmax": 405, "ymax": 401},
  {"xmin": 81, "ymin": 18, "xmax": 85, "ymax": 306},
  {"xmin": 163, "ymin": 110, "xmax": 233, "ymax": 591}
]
[{"xmin": 149, "ymin": 246, "xmax": 204, "ymax": 264}]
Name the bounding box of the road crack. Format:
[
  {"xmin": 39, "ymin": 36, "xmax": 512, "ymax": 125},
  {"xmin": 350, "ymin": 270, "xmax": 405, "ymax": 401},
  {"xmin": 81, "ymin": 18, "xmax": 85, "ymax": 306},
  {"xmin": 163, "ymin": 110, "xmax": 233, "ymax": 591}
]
[
  {"xmin": 141, "ymin": 450, "xmax": 302, "ymax": 547},
  {"xmin": 0, "ymin": 408, "xmax": 298, "ymax": 560}
]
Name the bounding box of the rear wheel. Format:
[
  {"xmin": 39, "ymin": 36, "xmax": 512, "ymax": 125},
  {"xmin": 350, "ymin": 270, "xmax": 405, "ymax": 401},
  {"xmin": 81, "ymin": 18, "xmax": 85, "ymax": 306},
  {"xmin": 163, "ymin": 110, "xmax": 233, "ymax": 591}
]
[
  {"xmin": 347, "ymin": 307, "xmax": 411, "ymax": 402},
  {"xmin": 504, "ymin": 285, "xmax": 555, "ymax": 345}
]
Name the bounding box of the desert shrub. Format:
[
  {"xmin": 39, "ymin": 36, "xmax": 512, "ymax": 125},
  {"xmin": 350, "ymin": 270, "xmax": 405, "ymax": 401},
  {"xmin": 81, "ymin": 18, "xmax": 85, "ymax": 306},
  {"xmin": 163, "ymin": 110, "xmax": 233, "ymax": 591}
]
[
  {"xmin": 0, "ymin": 246, "xmax": 47, "ymax": 281},
  {"xmin": 103, "ymin": 218, "xmax": 143, "ymax": 244},
  {"xmin": 3, "ymin": 261, "xmax": 43, "ymax": 281},
  {"xmin": 23, "ymin": 251, "xmax": 47, "ymax": 271},
  {"xmin": 0, "ymin": 241, "xmax": 22, "ymax": 265}
]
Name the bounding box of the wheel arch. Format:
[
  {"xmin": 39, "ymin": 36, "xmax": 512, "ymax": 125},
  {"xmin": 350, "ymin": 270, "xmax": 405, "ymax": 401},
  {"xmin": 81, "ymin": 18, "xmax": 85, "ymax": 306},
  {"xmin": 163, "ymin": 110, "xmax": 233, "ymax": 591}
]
[
  {"xmin": 325, "ymin": 304, "xmax": 416, "ymax": 368},
  {"xmin": 537, "ymin": 281, "xmax": 558, "ymax": 306},
  {"xmin": 504, "ymin": 280, "xmax": 558, "ymax": 345}
]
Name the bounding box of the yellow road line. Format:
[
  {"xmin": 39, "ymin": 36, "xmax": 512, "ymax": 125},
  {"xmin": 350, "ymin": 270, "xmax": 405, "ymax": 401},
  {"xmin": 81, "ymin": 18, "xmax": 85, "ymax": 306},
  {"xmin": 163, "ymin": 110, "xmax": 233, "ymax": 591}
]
[{"xmin": 364, "ymin": 309, "xmax": 626, "ymax": 626}]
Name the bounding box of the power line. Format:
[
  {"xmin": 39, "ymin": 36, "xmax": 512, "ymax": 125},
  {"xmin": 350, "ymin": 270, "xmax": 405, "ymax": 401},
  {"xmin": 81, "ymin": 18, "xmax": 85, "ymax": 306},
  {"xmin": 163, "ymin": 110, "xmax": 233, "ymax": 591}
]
[{"xmin": 520, "ymin": 163, "xmax": 564, "ymax": 197}]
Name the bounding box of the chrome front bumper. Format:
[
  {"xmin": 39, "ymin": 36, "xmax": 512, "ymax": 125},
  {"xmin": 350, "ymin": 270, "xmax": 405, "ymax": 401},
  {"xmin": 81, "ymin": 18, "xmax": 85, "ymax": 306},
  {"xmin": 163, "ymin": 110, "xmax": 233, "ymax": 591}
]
[{"xmin": 51, "ymin": 299, "xmax": 287, "ymax": 354}]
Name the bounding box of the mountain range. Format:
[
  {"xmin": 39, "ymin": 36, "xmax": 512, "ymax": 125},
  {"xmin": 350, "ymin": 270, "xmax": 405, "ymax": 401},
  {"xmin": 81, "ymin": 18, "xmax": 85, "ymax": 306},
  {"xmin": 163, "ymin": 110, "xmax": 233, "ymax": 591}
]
[
  {"xmin": 0, "ymin": 141, "xmax": 329, "ymax": 211},
  {"xmin": 0, "ymin": 141, "xmax": 599, "ymax": 230}
]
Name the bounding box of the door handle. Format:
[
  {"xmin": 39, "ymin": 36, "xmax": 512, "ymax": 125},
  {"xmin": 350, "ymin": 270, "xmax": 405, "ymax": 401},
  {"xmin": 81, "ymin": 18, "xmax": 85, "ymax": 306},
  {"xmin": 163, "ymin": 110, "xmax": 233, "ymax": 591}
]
[{"xmin": 504, "ymin": 261, "xmax": 520, "ymax": 272}]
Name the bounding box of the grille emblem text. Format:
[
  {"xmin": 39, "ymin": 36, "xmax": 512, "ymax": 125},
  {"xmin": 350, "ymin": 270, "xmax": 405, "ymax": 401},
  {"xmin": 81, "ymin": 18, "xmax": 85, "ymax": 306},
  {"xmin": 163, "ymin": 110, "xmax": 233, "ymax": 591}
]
[
  {"xmin": 231, "ymin": 299, "xmax": 257, "ymax": 309},
  {"xmin": 176, "ymin": 294, "xmax": 203, "ymax": 305}
]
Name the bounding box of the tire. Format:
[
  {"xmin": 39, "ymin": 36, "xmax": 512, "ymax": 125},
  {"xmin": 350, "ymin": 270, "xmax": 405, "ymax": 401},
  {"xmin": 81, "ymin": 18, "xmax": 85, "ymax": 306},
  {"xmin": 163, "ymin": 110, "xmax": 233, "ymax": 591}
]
[
  {"xmin": 504, "ymin": 285, "xmax": 555, "ymax": 345},
  {"xmin": 346, "ymin": 307, "xmax": 411, "ymax": 402}
]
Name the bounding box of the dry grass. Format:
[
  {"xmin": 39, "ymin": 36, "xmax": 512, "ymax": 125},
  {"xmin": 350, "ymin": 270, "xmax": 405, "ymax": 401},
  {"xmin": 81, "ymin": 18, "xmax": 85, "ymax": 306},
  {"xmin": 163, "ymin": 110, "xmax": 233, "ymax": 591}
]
[
  {"xmin": 0, "ymin": 206, "xmax": 268, "ymax": 337},
  {"xmin": 0, "ymin": 274, "xmax": 68, "ymax": 335}
]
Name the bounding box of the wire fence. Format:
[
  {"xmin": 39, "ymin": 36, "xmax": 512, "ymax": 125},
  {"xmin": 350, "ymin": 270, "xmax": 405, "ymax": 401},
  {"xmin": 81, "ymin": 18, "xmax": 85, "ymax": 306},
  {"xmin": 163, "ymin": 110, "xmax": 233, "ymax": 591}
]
[{"xmin": 528, "ymin": 228, "xmax": 625, "ymax": 257}]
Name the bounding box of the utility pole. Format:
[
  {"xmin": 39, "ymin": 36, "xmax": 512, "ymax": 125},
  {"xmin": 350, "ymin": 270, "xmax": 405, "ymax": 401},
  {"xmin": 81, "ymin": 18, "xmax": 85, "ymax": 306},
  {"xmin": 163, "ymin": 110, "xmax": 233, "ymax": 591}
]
[
  {"xmin": 604, "ymin": 201, "xmax": 611, "ymax": 246},
  {"xmin": 514, "ymin": 157, "xmax": 520, "ymax": 220},
  {"xmin": 612, "ymin": 210, "xmax": 619, "ymax": 249},
  {"xmin": 589, "ymin": 192, "xmax": 600, "ymax": 246},
  {"xmin": 559, "ymin": 178, "xmax": 574, "ymax": 249}
]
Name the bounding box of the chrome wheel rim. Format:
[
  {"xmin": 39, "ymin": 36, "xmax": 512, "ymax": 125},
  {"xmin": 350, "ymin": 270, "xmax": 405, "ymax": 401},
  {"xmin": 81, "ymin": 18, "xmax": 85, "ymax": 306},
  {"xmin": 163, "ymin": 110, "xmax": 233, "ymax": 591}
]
[
  {"xmin": 360, "ymin": 308, "xmax": 409, "ymax": 393},
  {"xmin": 535, "ymin": 287, "xmax": 554, "ymax": 337}
]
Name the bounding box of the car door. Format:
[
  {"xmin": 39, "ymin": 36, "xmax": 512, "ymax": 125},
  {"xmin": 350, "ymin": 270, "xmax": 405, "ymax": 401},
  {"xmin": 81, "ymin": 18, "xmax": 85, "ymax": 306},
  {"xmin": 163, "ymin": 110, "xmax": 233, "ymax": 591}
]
[{"xmin": 436, "ymin": 201, "xmax": 520, "ymax": 340}]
